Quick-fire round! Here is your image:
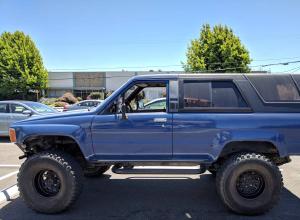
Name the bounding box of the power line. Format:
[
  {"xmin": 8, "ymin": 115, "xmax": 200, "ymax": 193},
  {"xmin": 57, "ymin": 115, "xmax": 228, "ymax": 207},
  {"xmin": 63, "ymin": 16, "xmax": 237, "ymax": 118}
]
[
  {"xmin": 45, "ymin": 60, "xmax": 300, "ymax": 80},
  {"xmin": 48, "ymin": 64, "xmax": 183, "ymax": 71},
  {"xmin": 291, "ymin": 66, "xmax": 300, "ymax": 73},
  {"xmin": 47, "ymin": 60, "xmax": 300, "ymax": 72},
  {"xmin": 254, "ymin": 60, "xmax": 300, "ymax": 68},
  {"xmin": 282, "ymin": 66, "xmax": 300, "ymax": 73},
  {"xmin": 252, "ymin": 56, "xmax": 300, "ymax": 62}
]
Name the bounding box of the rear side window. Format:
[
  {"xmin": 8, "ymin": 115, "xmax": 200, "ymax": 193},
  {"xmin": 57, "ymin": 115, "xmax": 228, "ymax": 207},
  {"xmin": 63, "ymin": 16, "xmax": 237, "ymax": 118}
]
[
  {"xmin": 212, "ymin": 82, "xmax": 248, "ymax": 108},
  {"xmin": 247, "ymin": 75, "xmax": 300, "ymax": 102},
  {"xmin": 183, "ymin": 82, "xmax": 211, "ymax": 107},
  {"xmin": 291, "ymin": 74, "xmax": 300, "ymax": 91},
  {"xmin": 182, "ymin": 81, "xmax": 248, "ymax": 110},
  {"xmin": 0, "ymin": 104, "xmax": 7, "ymax": 113}
]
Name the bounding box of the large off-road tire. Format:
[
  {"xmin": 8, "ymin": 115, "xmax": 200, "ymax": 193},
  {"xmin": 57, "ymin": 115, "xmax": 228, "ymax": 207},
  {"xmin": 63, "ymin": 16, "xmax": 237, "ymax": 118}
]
[
  {"xmin": 17, "ymin": 150, "xmax": 83, "ymax": 214},
  {"xmin": 216, "ymin": 152, "xmax": 283, "ymax": 215},
  {"xmin": 84, "ymin": 165, "xmax": 110, "ymax": 177}
]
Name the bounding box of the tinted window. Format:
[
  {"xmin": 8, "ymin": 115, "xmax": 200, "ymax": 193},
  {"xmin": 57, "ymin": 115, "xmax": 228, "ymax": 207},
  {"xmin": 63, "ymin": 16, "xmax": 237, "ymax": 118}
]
[
  {"xmin": 183, "ymin": 81, "xmax": 248, "ymax": 109},
  {"xmin": 212, "ymin": 82, "xmax": 248, "ymax": 107},
  {"xmin": 247, "ymin": 75, "xmax": 300, "ymax": 102},
  {"xmin": 183, "ymin": 82, "xmax": 211, "ymax": 107},
  {"xmin": 0, "ymin": 104, "xmax": 7, "ymax": 113},
  {"xmin": 291, "ymin": 74, "xmax": 300, "ymax": 90}
]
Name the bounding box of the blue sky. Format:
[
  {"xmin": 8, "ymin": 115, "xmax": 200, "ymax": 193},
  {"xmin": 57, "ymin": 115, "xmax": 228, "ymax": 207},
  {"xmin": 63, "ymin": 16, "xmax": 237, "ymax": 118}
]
[{"xmin": 1, "ymin": 0, "xmax": 300, "ymax": 72}]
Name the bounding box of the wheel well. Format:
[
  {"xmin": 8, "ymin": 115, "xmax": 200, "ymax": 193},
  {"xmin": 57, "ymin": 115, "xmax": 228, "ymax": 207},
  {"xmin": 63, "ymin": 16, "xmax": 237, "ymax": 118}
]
[
  {"xmin": 213, "ymin": 141, "xmax": 289, "ymax": 167},
  {"xmin": 23, "ymin": 135, "xmax": 87, "ymax": 168}
]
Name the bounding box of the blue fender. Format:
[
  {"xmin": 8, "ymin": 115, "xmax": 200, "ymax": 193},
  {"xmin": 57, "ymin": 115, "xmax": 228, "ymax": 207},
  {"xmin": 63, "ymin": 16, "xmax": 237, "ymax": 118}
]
[
  {"xmin": 212, "ymin": 129, "xmax": 287, "ymax": 158},
  {"xmin": 13, "ymin": 124, "xmax": 94, "ymax": 158}
]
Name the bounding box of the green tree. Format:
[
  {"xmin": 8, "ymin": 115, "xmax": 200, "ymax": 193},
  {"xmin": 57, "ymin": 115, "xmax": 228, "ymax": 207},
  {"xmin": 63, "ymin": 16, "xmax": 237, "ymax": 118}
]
[
  {"xmin": 184, "ymin": 24, "xmax": 251, "ymax": 73},
  {"xmin": 0, "ymin": 31, "xmax": 48, "ymax": 100}
]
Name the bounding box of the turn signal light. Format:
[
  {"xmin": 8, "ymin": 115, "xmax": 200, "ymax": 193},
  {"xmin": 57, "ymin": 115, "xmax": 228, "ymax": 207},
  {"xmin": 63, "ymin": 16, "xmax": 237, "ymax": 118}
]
[{"xmin": 9, "ymin": 128, "xmax": 16, "ymax": 143}]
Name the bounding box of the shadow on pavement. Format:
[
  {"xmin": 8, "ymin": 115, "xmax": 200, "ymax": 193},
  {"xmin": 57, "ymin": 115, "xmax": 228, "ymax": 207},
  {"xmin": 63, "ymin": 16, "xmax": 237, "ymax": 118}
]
[
  {"xmin": 0, "ymin": 137, "xmax": 10, "ymax": 143},
  {"xmin": 0, "ymin": 174, "xmax": 299, "ymax": 220}
]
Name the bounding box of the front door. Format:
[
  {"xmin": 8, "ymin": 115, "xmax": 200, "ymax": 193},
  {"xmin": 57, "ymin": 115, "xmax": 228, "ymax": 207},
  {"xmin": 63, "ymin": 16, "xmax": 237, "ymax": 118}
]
[{"xmin": 91, "ymin": 80, "xmax": 172, "ymax": 161}]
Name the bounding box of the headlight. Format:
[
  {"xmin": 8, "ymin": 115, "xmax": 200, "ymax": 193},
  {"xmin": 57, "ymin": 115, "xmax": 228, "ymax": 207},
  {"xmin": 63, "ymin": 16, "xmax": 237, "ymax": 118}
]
[{"xmin": 9, "ymin": 128, "xmax": 16, "ymax": 143}]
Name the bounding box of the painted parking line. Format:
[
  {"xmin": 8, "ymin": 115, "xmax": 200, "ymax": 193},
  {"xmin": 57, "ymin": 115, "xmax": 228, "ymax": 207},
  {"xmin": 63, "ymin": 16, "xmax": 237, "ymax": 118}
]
[
  {"xmin": 0, "ymin": 185, "xmax": 19, "ymax": 204},
  {"xmin": 0, "ymin": 171, "xmax": 19, "ymax": 181},
  {"xmin": 0, "ymin": 165, "xmax": 20, "ymax": 168}
]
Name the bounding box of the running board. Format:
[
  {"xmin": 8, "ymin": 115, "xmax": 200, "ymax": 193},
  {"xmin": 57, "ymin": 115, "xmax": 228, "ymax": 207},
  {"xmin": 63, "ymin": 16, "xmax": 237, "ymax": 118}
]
[{"xmin": 111, "ymin": 165, "xmax": 206, "ymax": 175}]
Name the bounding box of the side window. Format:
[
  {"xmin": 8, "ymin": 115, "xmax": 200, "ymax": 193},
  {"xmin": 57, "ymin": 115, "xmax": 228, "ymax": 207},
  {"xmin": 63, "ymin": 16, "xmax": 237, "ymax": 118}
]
[
  {"xmin": 0, "ymin": 104, "xmax": 7, "ymax": 113},
  {"xmin": 78, "ymin": 102, "xmax": 87, "ymax": 107},
  {"xmin": 10, "ymin": 104, "xmax": 27, "ymax": 113},
  {"xmin": 144, "ymin": 100, "xmax": 166, "ymax": 110},
  {"xmin": 105, "ymin": 82, "xmax": 167, "ymax": 114},
  {"xmin": 79, "ymin": 101, "xmax": 92, "ymax": 107},
  {"xmin": 212, "ymin": 82, "xmax": 248, "ymax": 107},
  {"xmin": 85, "ymin": 102, "xmax": 92, "ymax": 107},
  {"xmin": 247, "ymin": 75, "xmax": 300, "ymax": 102},
  {"xmin": 128, "ymin": 86, "xmax": 166, "ymax": 112},
  {"xmin": 183, "ymin": 82, "xmax": 211, "ymax": 107},
  {"xmin": 182, "ymin": 81, "xmax": 248, "ymax": 110}
]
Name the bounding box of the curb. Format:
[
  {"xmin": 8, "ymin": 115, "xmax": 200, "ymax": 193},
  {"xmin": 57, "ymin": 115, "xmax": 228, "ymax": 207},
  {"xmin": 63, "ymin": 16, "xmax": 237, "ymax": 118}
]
[{"xmin": 0, "ymin": 185, "xmax": 19, "ymax": 204}]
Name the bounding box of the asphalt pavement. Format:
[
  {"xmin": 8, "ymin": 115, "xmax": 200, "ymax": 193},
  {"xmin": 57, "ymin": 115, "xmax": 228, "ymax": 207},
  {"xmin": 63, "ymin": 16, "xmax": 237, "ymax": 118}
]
[{"xmin": 0, "ymin": 138, "xmax": 300, "ymax": 220}]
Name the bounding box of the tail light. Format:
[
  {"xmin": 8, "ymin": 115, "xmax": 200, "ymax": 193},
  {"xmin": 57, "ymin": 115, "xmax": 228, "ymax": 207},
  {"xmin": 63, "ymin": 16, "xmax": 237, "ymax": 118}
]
[{"xmin": 9, "ymin": 128, "xmax": 16, "ymax": 143}]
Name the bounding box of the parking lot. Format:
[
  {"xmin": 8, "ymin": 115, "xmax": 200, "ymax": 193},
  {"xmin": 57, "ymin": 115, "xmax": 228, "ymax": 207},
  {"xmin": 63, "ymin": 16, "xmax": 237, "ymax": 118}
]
[{"xmin": 0, "ymin": 138, "xmax": 299, "ymax": 220}]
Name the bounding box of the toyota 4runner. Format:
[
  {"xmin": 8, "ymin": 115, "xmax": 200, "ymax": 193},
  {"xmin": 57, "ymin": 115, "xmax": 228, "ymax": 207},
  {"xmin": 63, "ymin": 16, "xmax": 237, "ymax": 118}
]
[{"xmin": 10, "ymin": 74, "xmax": 300, "ymax": 215}]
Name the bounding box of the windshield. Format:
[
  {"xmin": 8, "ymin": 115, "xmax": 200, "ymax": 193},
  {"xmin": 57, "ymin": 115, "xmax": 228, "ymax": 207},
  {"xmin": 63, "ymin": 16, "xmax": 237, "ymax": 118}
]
[{"xmin": 26, "ymin": 102, "xmax": 57, "ymax": 113}]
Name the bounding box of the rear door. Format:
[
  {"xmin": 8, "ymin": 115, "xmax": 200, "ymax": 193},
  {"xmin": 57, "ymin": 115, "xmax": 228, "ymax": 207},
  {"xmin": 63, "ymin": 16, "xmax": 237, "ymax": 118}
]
[
  {"xmin": 0, "ymin": 103, "xmax": 9, "ymax": 136},
  {"xmin": 8, "ymin": 103, "xmax": 31, "ymax": 127},
  {"xmin": 172, "ymin": 80, "xmax": 251, "ymax": 162}
]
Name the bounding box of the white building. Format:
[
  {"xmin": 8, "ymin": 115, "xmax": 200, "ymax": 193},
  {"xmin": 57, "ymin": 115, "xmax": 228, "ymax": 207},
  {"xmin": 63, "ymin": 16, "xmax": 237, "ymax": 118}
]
[{"xmin": 47, "ymin": 71, "xmax": 181, "ymax": 98}]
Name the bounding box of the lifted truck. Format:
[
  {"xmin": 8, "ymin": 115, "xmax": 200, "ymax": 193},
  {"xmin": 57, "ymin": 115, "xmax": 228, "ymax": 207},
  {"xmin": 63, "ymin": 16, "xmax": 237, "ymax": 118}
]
[{"xmin": 10, "ymin": 74, "xmax": 300, "ymax": 215}]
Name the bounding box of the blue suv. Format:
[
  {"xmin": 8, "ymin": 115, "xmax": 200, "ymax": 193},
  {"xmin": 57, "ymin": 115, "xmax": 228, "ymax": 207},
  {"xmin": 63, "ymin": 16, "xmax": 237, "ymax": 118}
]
[{"xmin": 10, "ymin": 74, "xmax": 300, "ymax": 215}]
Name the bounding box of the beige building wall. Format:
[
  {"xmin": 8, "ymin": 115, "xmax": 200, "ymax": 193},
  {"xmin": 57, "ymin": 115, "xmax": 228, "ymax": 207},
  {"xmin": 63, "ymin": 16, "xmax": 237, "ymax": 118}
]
[
  {"xmin": 105, "ymin": 71, "xmax": 179, "ymax": 91},
  {"xmin": 105, "ymin": 71, "xmax": 137, "ymax": 91},
  {"xmin": 48, "ymin": 72, "xmax": 73, "ymax": 89},
  {"xmin": 47, "ymin": 71, "xmax": 182, "ymax": 97}
]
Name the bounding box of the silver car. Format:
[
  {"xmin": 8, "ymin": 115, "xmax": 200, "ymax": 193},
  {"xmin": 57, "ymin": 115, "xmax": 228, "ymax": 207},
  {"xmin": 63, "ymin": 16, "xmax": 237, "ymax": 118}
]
[
  {"xmin": 65, "ymin": 100, "xmax": 103, "ymax": 112},
  {"xmin": 0, "ymin": 101, "xmax": 58, "ymax": 136}
]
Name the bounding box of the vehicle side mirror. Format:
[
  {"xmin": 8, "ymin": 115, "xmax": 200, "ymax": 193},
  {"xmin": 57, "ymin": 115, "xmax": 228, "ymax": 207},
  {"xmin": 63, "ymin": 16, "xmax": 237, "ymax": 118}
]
[
  {"xmin": 22, "ymin": 109, "xmax": 32, "ymax": 116},
  {"xmin": 121, "ymin": 103, "xmax": 127, "ymax": 120}
]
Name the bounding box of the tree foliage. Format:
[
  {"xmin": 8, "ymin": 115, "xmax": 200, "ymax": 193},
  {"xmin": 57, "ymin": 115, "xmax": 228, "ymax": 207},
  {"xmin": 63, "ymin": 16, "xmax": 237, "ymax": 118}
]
[
  {"xmin": 184, "ymin": 24, "xmax": 251, "ymax": 73},
  {"xmin": 0, "ymin": 31, "xmax": 48, "ymax": 99},
  {"xmin": 57, "ymin": 92, "xmax": 78, "ymax": 104}
]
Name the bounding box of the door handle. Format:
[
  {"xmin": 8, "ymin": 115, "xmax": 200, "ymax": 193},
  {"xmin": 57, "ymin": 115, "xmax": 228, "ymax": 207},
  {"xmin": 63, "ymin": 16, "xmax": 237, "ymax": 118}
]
[{"xmin": 153, "ymin": 118, "xmax": 167, "ymax": 123}]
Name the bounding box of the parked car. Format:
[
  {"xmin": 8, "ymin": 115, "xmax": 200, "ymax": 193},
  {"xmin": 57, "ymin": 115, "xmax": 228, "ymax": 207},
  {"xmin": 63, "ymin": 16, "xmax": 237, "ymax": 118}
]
[
  {"xmin": 143, "ymin": 97, "xmax": 166, "ymax": 110},
  {"xmin": 64, "ymin": 100, "xmax": 103, "ymax": 111},
  {"xmin": 10, "ymin": 74, "xmax": 300, "ymax": 215},
  {"xmin": 0, "ymin": 101, "xmax": 58, "ymax": 136}
]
